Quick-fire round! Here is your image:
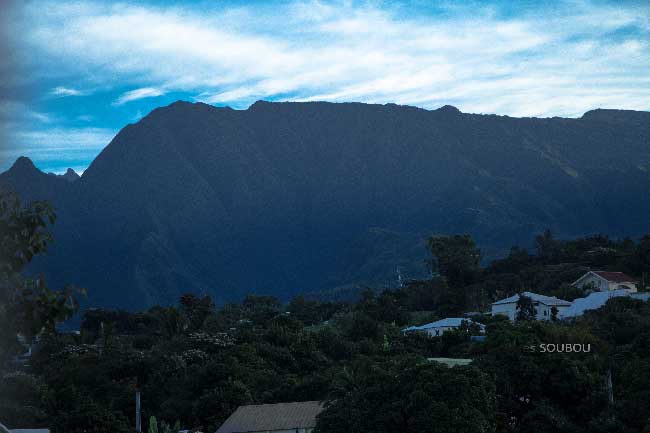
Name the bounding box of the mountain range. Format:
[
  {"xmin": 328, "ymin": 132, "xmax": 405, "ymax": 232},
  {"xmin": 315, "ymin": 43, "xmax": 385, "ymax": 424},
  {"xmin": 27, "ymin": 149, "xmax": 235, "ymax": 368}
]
[{"xmin": 2, "ymin": 101, "xmax": 650, "ymax": 309}]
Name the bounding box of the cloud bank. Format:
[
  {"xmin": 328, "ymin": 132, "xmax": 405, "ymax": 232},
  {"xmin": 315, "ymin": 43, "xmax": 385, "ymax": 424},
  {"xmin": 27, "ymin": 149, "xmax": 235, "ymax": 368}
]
[{"xmin": 21, "ymin": 0, "xmax": 649, "ymax": 117}]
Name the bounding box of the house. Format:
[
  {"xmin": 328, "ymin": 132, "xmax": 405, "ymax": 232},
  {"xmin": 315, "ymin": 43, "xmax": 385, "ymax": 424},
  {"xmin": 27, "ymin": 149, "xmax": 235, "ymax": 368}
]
[
  {"xmin": 216, "ymin": 401, "xmax": 324, "ymax": 433},
  {"xmin": 491, "ymin": 292, "xmax": 571, "ymax": 321},
  {"xmin": 402, "ymin": 318, "xmax": 485, "ymax": 337},
  {"xmin": 572, "ymin": 271, "xmax": 638, "ymax": 293}
]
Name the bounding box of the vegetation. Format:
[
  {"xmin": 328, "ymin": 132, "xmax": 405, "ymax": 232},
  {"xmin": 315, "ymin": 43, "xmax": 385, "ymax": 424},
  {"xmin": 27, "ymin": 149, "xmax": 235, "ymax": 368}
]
[
  {"xmin": 0, "ymin": 190, "xmax": 80, "ymax": 362},
  {"xmin": 2, "ymin": 191, "xmax": 650, "ymax": 432},
  {"xmin": 515, "ymin": 295, "xmax": 536, "ymax": 321}
]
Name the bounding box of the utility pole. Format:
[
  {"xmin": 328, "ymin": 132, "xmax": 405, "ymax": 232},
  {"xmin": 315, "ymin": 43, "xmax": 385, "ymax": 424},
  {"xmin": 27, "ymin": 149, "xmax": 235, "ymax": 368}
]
[
  {"xmin": 606, "ymin": 367, "xmax": 614, "ymax": 405},
  {"xmin": 135, "ymin": 391, "xmax": 142, "ymax": 432},
  {"xmin": 397, "ymin": 267, "xmax": 403, "ymax": 288}
]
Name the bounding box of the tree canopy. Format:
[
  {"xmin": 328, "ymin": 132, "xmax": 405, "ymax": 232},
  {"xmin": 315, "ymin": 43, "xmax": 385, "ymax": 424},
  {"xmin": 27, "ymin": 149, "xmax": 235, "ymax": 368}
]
[{"xmin": 3, "ymin": 193, "xmax": 650, "ymax": 432}]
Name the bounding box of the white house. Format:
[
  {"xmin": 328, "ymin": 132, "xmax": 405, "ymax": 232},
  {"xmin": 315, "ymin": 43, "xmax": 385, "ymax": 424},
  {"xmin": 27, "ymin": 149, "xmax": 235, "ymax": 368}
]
[
  {"xmin": 491, "ymin": 292, "xmax": 571, "ymax": 321},
  {"xmin": 572, "ymin": 271, "xmax": 637, "ymax": 293},
  {"xmin": 402, "ymin": 318, "xmax": 485, "ymax": 337}
]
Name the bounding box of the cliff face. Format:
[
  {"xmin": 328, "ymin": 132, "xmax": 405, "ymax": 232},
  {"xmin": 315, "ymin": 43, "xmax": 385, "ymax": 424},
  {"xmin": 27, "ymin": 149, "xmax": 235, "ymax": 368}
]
[{"xmin": 2, "ymin": 101, "xmax": 649, "ymax": 309}]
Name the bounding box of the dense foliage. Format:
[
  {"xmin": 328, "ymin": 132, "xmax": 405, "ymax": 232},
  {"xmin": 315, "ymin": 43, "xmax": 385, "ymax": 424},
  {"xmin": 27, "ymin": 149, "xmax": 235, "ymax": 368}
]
[
  {"xmin": 2, "ymin": 192, "xmax": 650, "ymax": 432},
  {"xmin": 0, "ymin": 191, "xmax": 77, "ymax": 357}
]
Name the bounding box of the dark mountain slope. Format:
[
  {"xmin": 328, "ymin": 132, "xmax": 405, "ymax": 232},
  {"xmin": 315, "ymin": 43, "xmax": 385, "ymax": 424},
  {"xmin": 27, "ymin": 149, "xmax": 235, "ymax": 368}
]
[{"xmin": 2, "ymin": 101, "xmax": 649, "ymax": 309}]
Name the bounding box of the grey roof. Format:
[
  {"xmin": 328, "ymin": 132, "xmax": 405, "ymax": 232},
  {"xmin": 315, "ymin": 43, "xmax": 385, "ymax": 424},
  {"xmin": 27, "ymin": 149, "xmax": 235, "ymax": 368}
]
[
  {"xmin": 631, "ymin": 293, "xmax": 650, "ymax": 302},
  {"xmin": 0, "ymin": 424, "xmax": 49, "ymax": 433},
  {"xmin": 216, "ymin": 401, "xmax": 324, "ymax": 433},
  {"xmin": 561, "ymin": 289, "xmax": 632, "ymax": 318},
  {"xmin": 427, "ymin": 358, "xmax": 473, "ymax": 367},
  {"xmin": 10, "ymin": 430, "xmax": 50, "ymax": 433},
  {"xmin": 403, "ymin": 318, "xmax": 485, "ymax": 332},
  {"xmin": 492, "ymin": 292, "xmax": 571, "ymax": 307}
]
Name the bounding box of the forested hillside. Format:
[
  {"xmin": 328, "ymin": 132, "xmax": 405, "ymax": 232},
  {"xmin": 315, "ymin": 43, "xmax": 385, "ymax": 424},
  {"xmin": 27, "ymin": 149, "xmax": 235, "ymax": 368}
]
[
  {"xmin": 1, "ymin": 101, "xmax": 649, "ymax": 309},
  {"xmin": 2, "ymin": 191, "xmax": 650, "ymax": 433}
]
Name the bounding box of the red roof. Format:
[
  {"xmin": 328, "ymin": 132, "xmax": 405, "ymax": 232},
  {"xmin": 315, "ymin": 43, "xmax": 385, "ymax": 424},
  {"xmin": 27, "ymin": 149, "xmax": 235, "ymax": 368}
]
[{"xmin": 593, "ymin": 271, "xmax": 637, "ymax": 283}]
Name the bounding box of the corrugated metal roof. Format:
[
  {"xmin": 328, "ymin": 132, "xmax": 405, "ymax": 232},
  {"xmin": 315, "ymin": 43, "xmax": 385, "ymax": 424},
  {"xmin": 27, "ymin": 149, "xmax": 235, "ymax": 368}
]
[
  {"xmin": 0, "ymin": 424, "xmax": 49, "ymax": 433},
  {"xmin": 427, "ymin": 358, "xmax": 473, "ymax": 367},
  {"xmin": 492, "ymin": 292, "xmax": 570, "ymax": 306},
  {"xmin": 561, "ymin": 289, "xmax": 636, "ymax": 318},
  {"xmin": 631, "ymin": 293, "xmax": 650, "ymax": 301},
  {"xmin": 216, "ymin": 401, "xmax": 324, "ymax": 433},
  {"xmin": 10, "ymin": 430, "xmax": 50, "ymax": 433},
  {"xmin": 402, "ymin": 318, "xmax": 485, "ymax": 332}
]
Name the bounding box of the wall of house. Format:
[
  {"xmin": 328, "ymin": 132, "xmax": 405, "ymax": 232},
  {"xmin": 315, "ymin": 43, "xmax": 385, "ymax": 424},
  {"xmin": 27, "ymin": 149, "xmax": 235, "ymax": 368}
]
[
  {"xmin": 424, "ymin": 326, "xmax": 456, "ymax": 337},
  {"xmin": 492, "ymin": 303, "xmax": 516, "ymax": 321},
  {"xmin": 492, "ymin": 302, "xmax": 569, "ymax": 322},
  {"xmin": 576, "ymin": 274, "xmax": 608, "ymax": 291},
  {"xmin": 535, "ymin": 304, "xmax": 569, "ymax": 320},
  {"xmin": 615, "ymin": 283, "xmax": 637, "ymax": 292},
  {"xmin": 535, "ymin": 303, "xmax": 551, "ymax": 320}
]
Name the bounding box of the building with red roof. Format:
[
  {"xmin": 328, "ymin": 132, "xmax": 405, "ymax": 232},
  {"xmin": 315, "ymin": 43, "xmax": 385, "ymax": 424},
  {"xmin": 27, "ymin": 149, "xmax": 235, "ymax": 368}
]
[{"xmin": 572, "ymin": 271, "xmax": 638, "ymax": 293}]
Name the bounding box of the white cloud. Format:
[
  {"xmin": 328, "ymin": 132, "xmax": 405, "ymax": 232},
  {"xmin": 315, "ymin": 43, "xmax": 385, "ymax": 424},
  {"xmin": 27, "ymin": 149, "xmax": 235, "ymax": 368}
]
[
  {"xmin": 113, "ymin": 87, "xmax": 165, "ymax": 106},
  {"xmin": 50, "ymin": 86, "xmax": 84, "ymax": 97},
  {"xmin": 6, "ymin": 127, "xmax": 115, "ymax": 153},
  {"xmin": 0, "ymin": 100, "xmax": 54, "ymax": 123},
  {"xmin": 18, "ymin": 0, "xmax": 650, "ymax": 117}
]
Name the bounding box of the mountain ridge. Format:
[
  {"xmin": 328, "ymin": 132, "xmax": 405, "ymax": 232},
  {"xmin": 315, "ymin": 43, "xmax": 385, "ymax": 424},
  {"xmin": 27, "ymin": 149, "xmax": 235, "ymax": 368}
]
[{"xmin": 2, "ymin": 100, "xmax": 650, "ymax": 310}]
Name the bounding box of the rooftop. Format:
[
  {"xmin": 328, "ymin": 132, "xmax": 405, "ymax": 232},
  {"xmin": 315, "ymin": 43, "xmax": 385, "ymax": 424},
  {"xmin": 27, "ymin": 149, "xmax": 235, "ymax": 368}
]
[
  {"xmin": 592, "ymin": 271, "xmax": 637, "ymax": 283},
  {"xmin": 427, "ymin": 358, "xmax": 473, "ymax": 367},
  {"xmin": 403, "ymin": 317, "xmax": 485, "ymax": 332},
  {"xmin": 492, "ymin": 292, "xmax": 571, "ymax": 306},
  {"xmin": 560, "ymin": 289, "xmax": 630, "ymax": 318},
  {"xmin": 216, "ymin": 401, "xmax": 324, "ymax": 433}
]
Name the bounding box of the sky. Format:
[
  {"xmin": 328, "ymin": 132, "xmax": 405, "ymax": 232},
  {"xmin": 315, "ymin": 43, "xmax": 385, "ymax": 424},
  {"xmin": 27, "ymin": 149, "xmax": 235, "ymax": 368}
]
[{"xmin": 0, "ymin": 0, "xmax": 648, "ymax": 174}]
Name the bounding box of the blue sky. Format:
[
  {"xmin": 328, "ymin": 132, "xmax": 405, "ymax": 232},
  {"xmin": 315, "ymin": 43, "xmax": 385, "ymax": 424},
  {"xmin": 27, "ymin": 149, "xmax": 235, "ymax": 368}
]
[{"xmin": 0, "ymin": 0, "xmax": 648, "ymax": 174}]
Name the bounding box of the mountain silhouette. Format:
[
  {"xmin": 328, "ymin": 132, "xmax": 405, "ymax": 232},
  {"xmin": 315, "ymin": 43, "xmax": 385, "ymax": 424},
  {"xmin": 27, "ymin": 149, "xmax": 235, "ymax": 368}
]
[{"xmin": 2, "ymin": 101, "xmax": 650, "ymax": 309}]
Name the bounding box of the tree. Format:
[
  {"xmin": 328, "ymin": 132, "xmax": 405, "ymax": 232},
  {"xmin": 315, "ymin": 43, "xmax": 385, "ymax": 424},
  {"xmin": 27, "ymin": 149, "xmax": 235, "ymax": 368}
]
[
  {"xmin": 148, "ymin": 416, "xmax": 158, "ymax": 433},
  {"xmin": 179, "ymin": 294, "xmax": 214, "ymax": 331},
  {"xmin": 0, "ymin": 373, "xmax": 47, "ymax": 426},
  {"xmin": 516, "ymin": 295, "xmax": 536, "ymax": 321},
  {"xmin": 315, "ymin": 356, "xmax": 496, "ymax": 433},
  {"xmin": 427, "ymin": 234, "xmax": 481, "ymax": 287},
  {"xmin": 628, "ymin": 235, "xmax": 650, "ymax": 291},
  {"xmin": 240, "ymin": 294, "xmax": 281, "ymax": 325},
  {"xmin": 0, "ymin": 190, "xmax": 80, "ymax": 363},
  {"xmin": 50, "ymin": 397, "xmax": 131, "ymax": 433},
  {"xmin": 535, "ymin": 229, "xmax": 561, "ymax": 263}
]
